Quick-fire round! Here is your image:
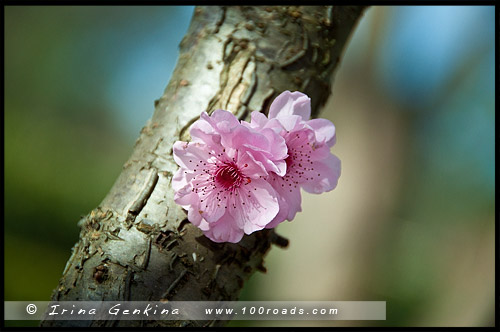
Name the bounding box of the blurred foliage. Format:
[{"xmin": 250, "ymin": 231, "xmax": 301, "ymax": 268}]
[
  {"xmin": 4, "ymin": 6, "xmax": 194, "ymax": 305},
  {"xmin": 232, "ymin": 6, "xmax": 494, "ymax": 328},
  {"xmin": 4, "ymin": 5, "xmax": 494, "ymax": 328}
]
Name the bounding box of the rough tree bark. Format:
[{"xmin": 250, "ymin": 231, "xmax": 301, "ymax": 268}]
[{"xmin": 41, "ymin": 6, "xmax": 366, "ymax": 327}]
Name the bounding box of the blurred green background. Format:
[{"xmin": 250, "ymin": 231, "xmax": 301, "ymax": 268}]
[{"xmin": 4, "ymin": 6, "xmax": 495, "ymax": 327}]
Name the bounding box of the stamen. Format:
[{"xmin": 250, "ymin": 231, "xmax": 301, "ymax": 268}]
[{"xmin": 214, "ymin": 162, "xmax": 248, "ymax": 190}]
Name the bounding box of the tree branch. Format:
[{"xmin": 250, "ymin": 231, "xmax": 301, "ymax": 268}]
[{"xmin": 40, "ymin": 6, "xmax": 366, "ymax": 327}]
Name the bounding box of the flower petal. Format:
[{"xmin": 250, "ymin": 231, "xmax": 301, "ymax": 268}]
[
  {"xmin": 172, "ymin": 167, "xmax": 188, "ymax": 192},
  {"xmin": 301, "ymin": 153, "xmax": 341, "ymax": 194},
  {"xmin": 276, "ymin": 114, "xmax": 303, "ymax": 132},
  {"xmin": 265, "ymin": 172, "xmax": 303, "ymax": 228},
  {"xmin": 269, "ymin": 91, "xmax": 311, "ymax": 121},
  {"xmin": 198, "ymin": 186, "xmax": 226, "ymax": 223},
  {"xmin": 248, "ymin": 111, "xmax": 269, "ymax": 128},
  {"xmin": 172, "ymin": 141, "xmax": 212, "ymax": 170},
  {"xmin": 228, "ymin": 178, "xmax": 279, "ymax": 234},
  {"xmin": 269, "ymin": 172, "xmax": 302, "ymax": 221},
  {"xmin": 234, "ymin": 126, "xmax": 288, "ymax": 176},
  {"xmin": 200, "ymin": 109, "xmax": 241, "ymax": 147},
  {"xmin": 187, "ymin": 205, "xmax": 204, "ymax": 228},
  {"xmin": 264, "ymin": 197, "xmax": 288, "ymax": 229},
  {"xmin": 258, "ymin": 127, "xmax": 288, "ymax": 161},
  {"xmin": 203, "ymin": 212, "xmax": 244, "ymax": 243},
  {"xmin": 189, "ymin": 113, "xmax": 224, "ymax": 150},
  {"xmin": 307, "ymin": 118, "xmax": 337, "ymax": 147},
  {"xmin": 207, "ymin": 109, "xmax": 241, "ymax": 129},
  {"xmin": 237, "ymin": 150, "xmax": 268, "ymax": 178}
]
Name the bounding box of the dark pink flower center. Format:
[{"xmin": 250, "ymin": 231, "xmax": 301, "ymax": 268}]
[{"xmin": 214, "ymin": 162, "xmax": 246, "ymax": 190}]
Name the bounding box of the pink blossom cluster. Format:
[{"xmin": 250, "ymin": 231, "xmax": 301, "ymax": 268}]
[{"xmin": 172, "ymin": 91, "xmax": 341, "ymax": 243}]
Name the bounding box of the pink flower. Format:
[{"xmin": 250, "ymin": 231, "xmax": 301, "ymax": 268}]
[
  {"xmin": 172, "ymin": 92, "xmax": 340, "ymax": 243},
  {"xmin": 244, "ymin": 91, "xmax": 341, "ymax": 228},
  {"xmin": 172, "ymin": 110, "xmax": 287, "ymax": 243}
]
